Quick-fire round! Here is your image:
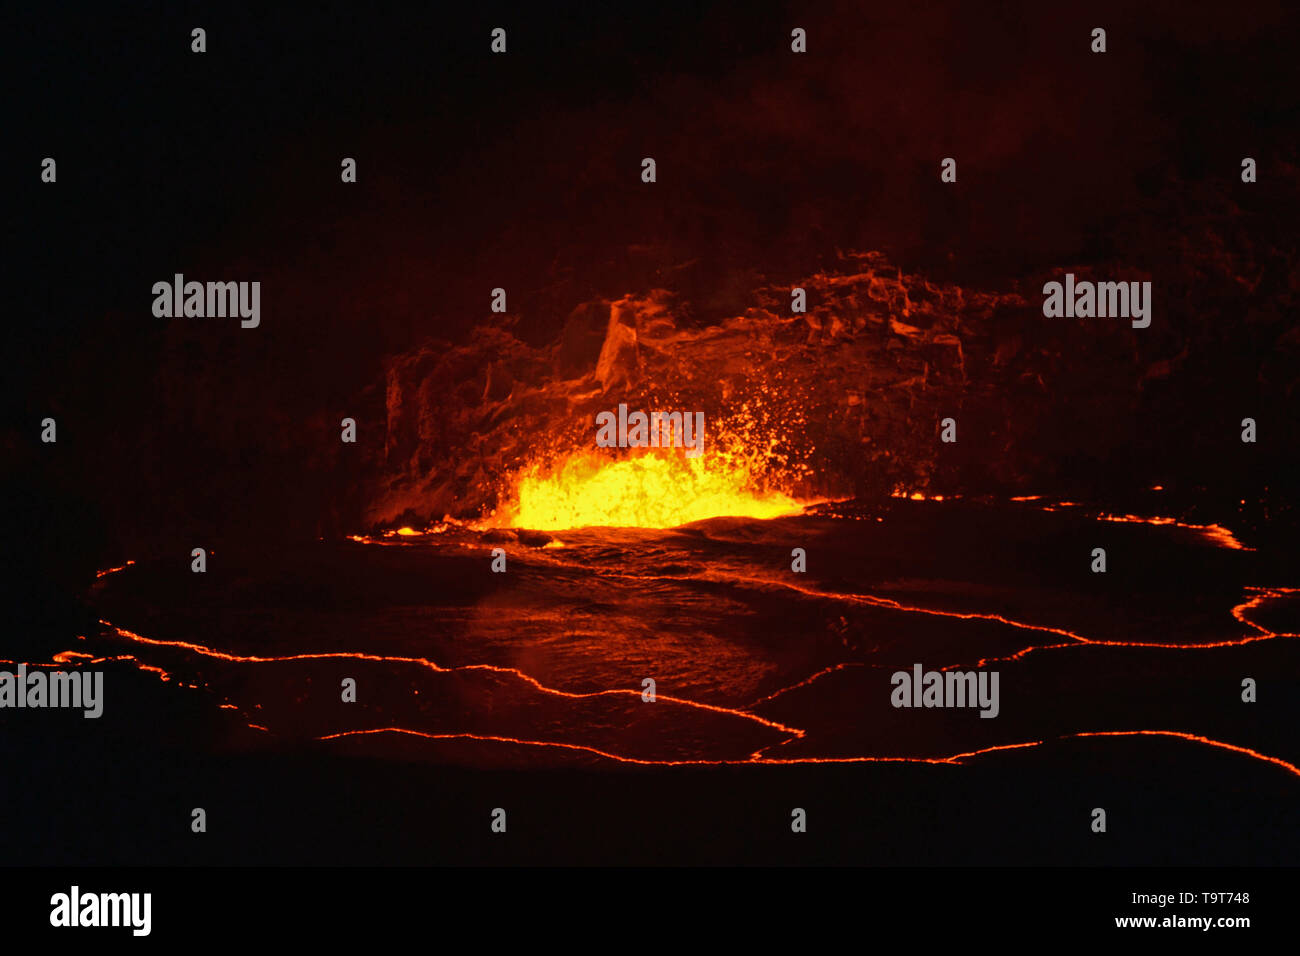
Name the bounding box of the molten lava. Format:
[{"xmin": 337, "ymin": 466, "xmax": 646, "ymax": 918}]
[{"xmin": 499, "ymin": 448, "xmax": 801, "ymax": 530}]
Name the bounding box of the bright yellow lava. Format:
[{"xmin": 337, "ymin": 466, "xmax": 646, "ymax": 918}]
[{"xmin": 503, "ymin": 449, "xmax": 801, "ymax": 530}]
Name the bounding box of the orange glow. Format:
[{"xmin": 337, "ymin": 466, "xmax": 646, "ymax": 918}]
[
  {"xmin": 95, "ymin": 560, "xmax": 135, "ymax": 578},
  {"xmin": 1092, "ymin": 512, "xmax": 1252, "ymax": 550},
  {"xmin": 496, "ymin": 448, "xmax": 802, "ymax": 530},
  {"xmin": 97, "ymin": 618, "xmax": 803, "ymax": 737},
  {"xmin": 316, "ymin": 728, "xmax": 1300, "ymax": 777},
  {"xmin": 724, "ymin": 573, "xmax": 1092, "ymax": 642},
  {"xmin": 1071, "ymin": 730, "xmax": 1300, "ymax": 778},
  {"xmin": 92, "ymin": 613, "xmax": 1300, "ymax": 776},
  {"xmin": 1013, "ymin": 497, "xmax": 1253, "ymax": 550},
  {"xmin": 891, "ymin": 489, "xmax": 955, "ymax": 502}
]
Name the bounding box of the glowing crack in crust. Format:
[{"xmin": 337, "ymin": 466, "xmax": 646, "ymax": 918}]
[
  {"xmin": 314, "ymin": 727, "xmax": 1299, "ymax": 778},
  {"xmin": 81, "ymin": 592, "xmax": 1299, "ymax": 779},
  {"xmin": 76, "ymin": 535, "xmax": 1299, "ymax": 780}
]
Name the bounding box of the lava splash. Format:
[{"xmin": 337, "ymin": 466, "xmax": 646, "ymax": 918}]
[{"xmin": 498, "ymin": 448, "xmax": 802, "ymax": 530}]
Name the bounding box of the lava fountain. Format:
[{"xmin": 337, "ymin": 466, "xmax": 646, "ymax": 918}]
[{"xmin": 498, "ymin": 447, "xmax": 803, "ymax": 530}]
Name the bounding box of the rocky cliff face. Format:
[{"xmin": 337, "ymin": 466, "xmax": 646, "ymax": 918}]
[
  {"xmin": 366, "ymin": 217, "xmax": 1300, "ymax": 539},
  {"xmin": 366, "ymin": 254, "xmax": 1032, "ymax": 526}
]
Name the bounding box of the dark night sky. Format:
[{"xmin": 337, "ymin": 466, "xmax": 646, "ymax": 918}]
[{"xmin": 13, "ymin": 1, "xmax": 1297, "ymax": 362}]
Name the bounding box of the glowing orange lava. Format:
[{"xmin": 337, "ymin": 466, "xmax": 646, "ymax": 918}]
[
  {"xmin": 498, "ymin": 448, "xmax": 802, "ymax": 530},
  {"xmin": 88, "ymin": 602, "xmax": 1300, "ymax": 777},
  {"xmin": 95, "ymin": 560, "xmax": 135, "ymax": 578},
  {"xmin": 1090, "ymin": 512, "xmax": 1252, "ymax": 549},
  {"xmin": 315, "ymin": 727, "xmax": 1300, "ymax": 777}
]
